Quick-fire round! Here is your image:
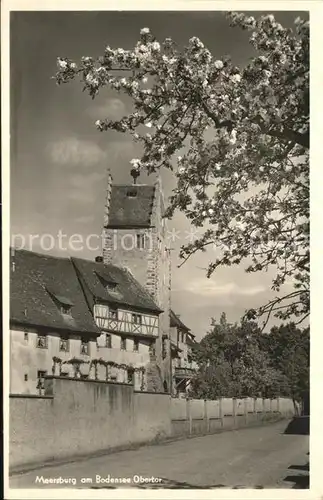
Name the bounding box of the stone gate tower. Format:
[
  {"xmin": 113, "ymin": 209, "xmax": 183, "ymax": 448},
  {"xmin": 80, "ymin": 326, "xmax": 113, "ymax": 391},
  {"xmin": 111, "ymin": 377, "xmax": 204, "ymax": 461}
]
[{"xmin": 102, "ymin": 170, "xmax": 171, "ymax": 391}]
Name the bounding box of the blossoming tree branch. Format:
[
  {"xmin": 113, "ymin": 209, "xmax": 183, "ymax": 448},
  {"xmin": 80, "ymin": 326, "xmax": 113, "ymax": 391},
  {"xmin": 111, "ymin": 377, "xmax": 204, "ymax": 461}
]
[{"xmin": 55, "ymin": 13, "xmax": 309, "ymax": 327}]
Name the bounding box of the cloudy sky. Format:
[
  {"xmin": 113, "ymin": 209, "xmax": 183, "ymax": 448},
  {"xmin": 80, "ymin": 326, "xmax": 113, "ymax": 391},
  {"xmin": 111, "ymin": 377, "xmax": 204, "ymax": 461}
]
[{"xmin": 10, "ymin": 10, "xmax": 306, "ymax": 339}]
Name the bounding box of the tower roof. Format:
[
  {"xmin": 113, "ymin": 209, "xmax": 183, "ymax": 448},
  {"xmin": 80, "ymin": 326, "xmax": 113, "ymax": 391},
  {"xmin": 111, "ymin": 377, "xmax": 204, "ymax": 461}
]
[{"xmin": 106, "ymin": 184, "xmax": 156, "ymax": 228}]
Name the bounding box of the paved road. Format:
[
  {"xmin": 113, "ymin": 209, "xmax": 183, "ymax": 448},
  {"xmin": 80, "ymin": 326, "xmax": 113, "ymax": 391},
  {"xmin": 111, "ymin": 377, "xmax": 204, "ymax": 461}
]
[{"xmin": 10, "ymin": 420, "xmax": 309, "ymax": 489}]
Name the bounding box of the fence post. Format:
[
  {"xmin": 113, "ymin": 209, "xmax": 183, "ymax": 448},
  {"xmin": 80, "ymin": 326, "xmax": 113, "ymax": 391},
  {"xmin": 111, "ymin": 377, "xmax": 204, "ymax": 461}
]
[
  {"xmin": 277, "ymin": 397, "xmax": 280, "ymax": 414},
  {"xmin": 204, "ymin": 400, "xmax": 209, "ymax": 433},
  {"xmin": 233, "ymin": 398, "xmax": 237, "ymax": 428},
  {"xmin": 262, "ymin": 397, "xmax": 266, "ymax": 418},
  {"xmin": 244, "ymin": 398, "xmax": 248, "ymax": 425},
  {"xmin": 253, "ymin": 397, "xmax": 257, "ymax": 419},
  {"xmin": 219, "ymin": 397, "xmax": 224, "ymax": 428},
  {"xmin": 186, "ymin": 398, "xmax": 192, "ymax": 435}
]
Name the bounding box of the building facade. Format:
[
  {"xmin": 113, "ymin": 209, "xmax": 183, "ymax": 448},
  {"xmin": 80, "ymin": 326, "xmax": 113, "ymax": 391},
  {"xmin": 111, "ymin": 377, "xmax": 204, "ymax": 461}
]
[
  {"xmin": 170, "ymin": 311, "xmax": 198, "ymax": 397},
  {"xmin": 102, "ymin": 174, "xmax": 172, "ymax": 392},
  {"xmin": 9, "ymin": 172, "xmax": 194, "ymax": 395},
  {"xmin": 10, "ymin": 249, "xmax": 162, "ymax": 394}
]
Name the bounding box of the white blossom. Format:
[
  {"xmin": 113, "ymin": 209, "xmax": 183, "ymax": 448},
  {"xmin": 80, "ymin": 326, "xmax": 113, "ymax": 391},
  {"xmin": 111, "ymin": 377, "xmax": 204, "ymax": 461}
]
[
  {"xmin": 70, "ymin": 62, "xmax": 76, "ymax": 69},
  {"xmin": 177, "ymin": 156, "xmax": 183, "ymax": 162},
  {"xmin": 140, "ymin": 27, "xmax": 150, "ymax": 35},
  {"xmin": 142, "ymin": 77, "xmax": 148, "ymax": 84},
  {"xmin": 145, "ymin": 122, "xmax": 152, "ymax": 128},
  {"xmin": 231, "ymin": 74, "xmax": 241, "ymax": 83},
  {"xmin": 178, "ymin": 167, "xmax": 186, "ymax": 174},
  {"xmin": 130, "ymin": 158, "xmax": 141, "ymax": 167},
  {"xmin": 229, "ymin": 130, "xmax": 237, "ymax": 145},
  {"xmin": 151, "ymin": 41, "xmax": 161, "ymax": 52},
  {"xmin": 214, "ymin": 60, "xmax": 224, "ymax": 70},
  {"xmin": 57, "ymin": 58, "xmax": 67, "ymax": 69},
  {"xmin": 202, "ymin": 210, "xmax": 207, "ymax": 217},
  {"xmin": 95, "ymin": 120, "xmax": 101, "ymax": 128},
  {"xmin": 233, "ymin": 172, "xmax": 239, "ymax": 178},
  {"xmin": 208, "ymin": 208, "xmax": 214, "ymax": 215}
]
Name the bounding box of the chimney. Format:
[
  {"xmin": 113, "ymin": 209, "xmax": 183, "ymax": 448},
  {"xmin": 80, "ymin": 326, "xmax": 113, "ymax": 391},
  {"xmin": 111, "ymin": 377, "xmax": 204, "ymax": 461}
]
[{"xmin": 95, "ymin": 256, "xmax": 103, "ymax": 263}]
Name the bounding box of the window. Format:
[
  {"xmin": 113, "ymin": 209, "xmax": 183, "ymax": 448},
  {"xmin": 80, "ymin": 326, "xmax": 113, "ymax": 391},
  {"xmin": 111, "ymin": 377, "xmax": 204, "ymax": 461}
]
[
  {"xmin": 127, "ymin": 188, "xmax": 137, "ymax": 197},
  {"xmin": 106, "ymin": 282, "xmax": 117, "ymax": 291},
  {"xmin": 60, "ymin": 372, "xmax": 69, "ymax": 377},
  {"xmin": 37, "ymin": 370, "xmax": 47, "ymax": 392},
  {"xmin": 127, "ymin": 369, "xmax": 134, "ymax": 384},
  {"xmin": 132, "ymin": 313, "xmax": 142, "ymax": 325},
  {"xmin": 105, "ymin": 333, "xmax": 112, "ymax": 348},
  {"xmin": 120, "ymin": 337, "xmax": 127, "ymax": 350},
  {"xmin": 61, "ymin": 304, "xmax": 72, "ymax": 315},
  {"xmin": 162, "ymin": 338, "xmax": 167, "ymax": 359},
  {"xmin": 24, "ymin": 374, "xmax": 28, "ymax": 381},
  {"xmin": 133, "ymin": 339, "xmax": 139, "ymax": 352},
  {"xmin": 36, "ymin": 334, "xmax": 48, "ymax": 349},
  {"xmin": 149, "ymin": 341, "xmax": 156, "ymax": 358},
  {"xmin": 59, "ymin": 335, "xmax": 69, "ymax": 352},
  {"xmin": 24, "ymin": 329, "xmax": 28, "ymax": 342},
  {"xmin": 163, "ymin": 380, "xmax": 168, "ymax": 393},
  {"xmin": 80, "ymin": 338, "xmax": 90, "ymax": 355},
  {"xmin": 109, "ymin": 309, "xmax": 118, "ymax": 320},
  {"xmin": 136, "ymin": 234, "xmax": 145, "ymax": 249},
  {"xmin": 110, "ymin": 375, "xmax": 117, "ymax": 381}
]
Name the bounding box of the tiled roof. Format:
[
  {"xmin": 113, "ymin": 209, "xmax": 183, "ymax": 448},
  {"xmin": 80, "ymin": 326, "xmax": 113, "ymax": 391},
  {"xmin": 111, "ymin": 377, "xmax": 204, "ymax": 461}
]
[
  {"xmin": 170, "ymin": 310, "xmax": 190, "ymax": 332},
  {"xmin": 106, "ymin": 184, "xmax": 155, "ymax": 228},
  {"xmin": 10, "ymin": 249, "xmax": 100, "ymax": 336},
  {"xmin": 72, "ymin": 257, "xmax": 162, "ymax": 313},
  {"xmin": 10, "ymin": 249, "xmax": 162, "ymax": 335}
]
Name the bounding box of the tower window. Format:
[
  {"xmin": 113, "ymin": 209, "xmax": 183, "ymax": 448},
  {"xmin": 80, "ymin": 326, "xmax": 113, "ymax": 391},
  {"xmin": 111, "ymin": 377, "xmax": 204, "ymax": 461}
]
[
  {"xmin": 136, "ymin": 234, "xmax": 145, "ymax": 249},
  {"xmin": 120, "ymin": 337, "xmax": 127, "ymax": 350},
  {"xmin": 24, "ymin": 374, "xmax": 28, "ymax": 382},
  {"xmin": 127, "ymin": 188, "xmax": 137, "ymax": 198},
  {"xmin": 133, "ymin": 339, "xmax": 139, "ymax": 352}
]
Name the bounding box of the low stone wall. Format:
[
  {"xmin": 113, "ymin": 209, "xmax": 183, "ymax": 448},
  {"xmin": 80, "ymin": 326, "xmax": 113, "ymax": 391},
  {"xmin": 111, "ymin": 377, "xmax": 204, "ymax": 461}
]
[
  {"xmin": 9, "ymin": 377, "xmax": 171, "ymax": 470},
  {"xmin": 9, "ymin": 378, "xmax": 297, "ymax": 471},
  {"xmin": 170, "ymin": 397, "xmax": 296, "ymax": 438}
]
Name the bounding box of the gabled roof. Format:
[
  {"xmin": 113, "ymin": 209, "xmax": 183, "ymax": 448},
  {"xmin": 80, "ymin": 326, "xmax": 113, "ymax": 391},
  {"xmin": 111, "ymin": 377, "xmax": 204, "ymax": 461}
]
[
  {"xmin": 71, "ymin": 257, "xmax": 162, "ymax": 314},
  {"xmin": 106, "ymin": 184, "xmax": 156, "ymax": 228},
  {"xmin": 10, "ymin": 249, "xmax": 162, "ymax": 335},
  {"xmin": 10, "ymin": 249, "xmax": 100, "ymax": 336},
  {"xmin": 170, "ymin": 309, "xmax": 190, "ymax": 332}
]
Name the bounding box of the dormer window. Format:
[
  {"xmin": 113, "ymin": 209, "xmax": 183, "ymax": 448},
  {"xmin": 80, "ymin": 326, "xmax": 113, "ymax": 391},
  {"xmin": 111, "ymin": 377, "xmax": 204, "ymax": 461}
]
[
  {"xmin": 96, "ymin": 272, "xmax": 118, "ymax": 293},
  {"xmin": 47, "ymin": 289, "xmax": 74, "ymax": 317},
  {"xmin": 61, "ymin": 304, "xmax": 72, "ymax": 316},
  {"xmin": 106, "ymin": 282, "xmax": 117, "ymax": 291}
]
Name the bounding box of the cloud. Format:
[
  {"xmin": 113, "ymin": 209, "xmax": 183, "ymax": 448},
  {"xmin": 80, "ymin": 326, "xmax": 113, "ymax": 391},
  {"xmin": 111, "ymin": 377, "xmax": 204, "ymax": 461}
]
[
  {"xmin": 174, "ymin": 278, "xmax": 266, "ymax": 298},
  {"xmin": 48, "ymin": 137, "xmax": 107, "ymax": 167},
  {"xmin": 68, "ymin": 171, "xmax": 106, "ymax": 204},
  {"xmin": 86, "ymin": 98, "xmax": 127, "ymax": 121}
]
